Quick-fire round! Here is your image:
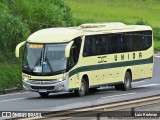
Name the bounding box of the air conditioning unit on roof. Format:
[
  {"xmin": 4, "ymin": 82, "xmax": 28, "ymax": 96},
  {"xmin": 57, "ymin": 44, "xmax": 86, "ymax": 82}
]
[{"xmin": 79, "ymin": 22, "xmax": 126, "ymax": 28}]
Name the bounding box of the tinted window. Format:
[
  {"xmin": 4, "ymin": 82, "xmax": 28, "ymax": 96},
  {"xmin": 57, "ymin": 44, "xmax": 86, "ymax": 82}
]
[
  {"xmin": 83, "ymin": 36, "xmax": 96, "ymax": 56},
  {"xmin": 83, "ymin": 35, "xmax": 108, "ymax": 56},
  {"xmin": 108, "ymin": 34, "xmax": 121, "ymax": 54},
  {"xmin": 142, "ymin": 31, "xmax": 152, "ymax": 50},
  {"xmin": 68, "ymin": 37, "xmax": 82, "ymax": 68},
  {"xmin": 95, "ymin": 35, "xmax": 107, "ymax": 55},
  {"xmin": 120, "ymin": 34, "xmax": 131, "ymax": 52},
  {"xmin": 132, "ymin": 32, "xmax": 142, "ymax": 51},
  {"xmin": 83, "ymin": 30, "xmax": 152, "ymax": 57}
]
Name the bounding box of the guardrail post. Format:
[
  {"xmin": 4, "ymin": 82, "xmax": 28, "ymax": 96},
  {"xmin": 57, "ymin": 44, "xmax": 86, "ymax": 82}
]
[
  {"xmin": 131, "ymin": 107, "xmax": 135, "ymax": 117},
  {"xmin": 97, "ymin": 113, "xmax": 101, "ymax": 120}
]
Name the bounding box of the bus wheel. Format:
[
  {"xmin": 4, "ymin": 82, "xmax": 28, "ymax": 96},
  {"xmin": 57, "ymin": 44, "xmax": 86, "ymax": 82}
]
[
  {"xmin": 75, "ymin": 78, "xmax": 88, "ymax": 96},
  {"xmin": 115, "ymin": 71, "xmax": 132, "ymax": 90},
  {"xmin": 122, "ymin": 71, "xmax": 132, "ymax": 90},
  {"xmin": 39, "ymin": 92, "xmax": 49, "ymax": 98}
]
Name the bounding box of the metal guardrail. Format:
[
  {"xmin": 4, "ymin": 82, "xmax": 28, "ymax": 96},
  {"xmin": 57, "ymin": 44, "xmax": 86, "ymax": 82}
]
[{"xmin": 20, "ymin": 95, "xmax": 160, "ymax": 120}]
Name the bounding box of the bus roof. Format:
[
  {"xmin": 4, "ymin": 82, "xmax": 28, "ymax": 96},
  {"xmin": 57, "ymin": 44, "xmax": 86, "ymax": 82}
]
[{"xmin": 27, "ymin": 22, "xmax": 152, "ymax": 43}]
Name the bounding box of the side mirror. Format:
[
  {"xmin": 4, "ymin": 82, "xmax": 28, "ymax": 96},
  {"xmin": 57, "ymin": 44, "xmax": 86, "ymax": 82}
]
[
  {"xmin": 65, "ymin": 41, "xmax": 74, "ymax": 58},
  {"xmin": 15, "ymin": 41, "xmax": 26, "ymax": 57}
]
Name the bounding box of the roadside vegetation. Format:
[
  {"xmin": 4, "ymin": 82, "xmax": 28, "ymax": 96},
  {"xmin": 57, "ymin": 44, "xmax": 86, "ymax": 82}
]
[
  {"xmin": 0, "ymin": 0, "xmax": 160, "ymax": 90},
  {"xmin": 0, "ymin": 0, "xmax": 72, "ymax": 90}
]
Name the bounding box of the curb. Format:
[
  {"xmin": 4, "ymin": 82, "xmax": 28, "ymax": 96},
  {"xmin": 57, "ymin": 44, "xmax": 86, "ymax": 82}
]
[{"xmin": 0, "ymin": 87, "xmax": 23, "ymax": 95}]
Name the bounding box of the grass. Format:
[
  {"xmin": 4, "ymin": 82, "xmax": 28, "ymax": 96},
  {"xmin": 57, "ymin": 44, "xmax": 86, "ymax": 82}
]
[
  {"xmin": 67, "ymin": 0, "xmax": 160, "ymax": 50},
  {"xmin": 0, "ymin": 53, "xmax": 22, "ymax": 90},
  {"xmin": 66, "ymin": 0, "xmax": 160, "ymax": 27},
  {"xmin": 154, "ymin": 40, "xmax": 160, "ymax": 51}
]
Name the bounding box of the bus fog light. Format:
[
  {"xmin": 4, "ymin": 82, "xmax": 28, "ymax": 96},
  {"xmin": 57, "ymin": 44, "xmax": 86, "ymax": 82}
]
[{"xmin": 23, "ymin": 85, "xmax": 28, "ymax": 90}]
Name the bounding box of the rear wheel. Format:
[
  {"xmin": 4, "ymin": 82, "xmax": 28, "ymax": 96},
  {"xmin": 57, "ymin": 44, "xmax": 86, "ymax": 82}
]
[
  {"xmin": 39, "ymin": 92, "xmax": 49, "ymax": 98},
  {"xmin": 115, "ymin": 71, "xmax": 132, "ymax": 90},
  {"xmin": 75, "ymin": 78, "xmax": 88, "ymax": 96}
]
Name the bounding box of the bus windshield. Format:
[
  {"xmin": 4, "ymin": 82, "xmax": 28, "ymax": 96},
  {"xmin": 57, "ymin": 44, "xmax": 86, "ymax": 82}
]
[{"xmin": 23, "ymin": 43, "xmax": 67, "ymax": 75}]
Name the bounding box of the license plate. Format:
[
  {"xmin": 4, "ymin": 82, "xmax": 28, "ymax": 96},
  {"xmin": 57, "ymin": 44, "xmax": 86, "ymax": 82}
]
[{"xmin": 39, "ymin": 89, "xmax": 47, "ymax": 92}]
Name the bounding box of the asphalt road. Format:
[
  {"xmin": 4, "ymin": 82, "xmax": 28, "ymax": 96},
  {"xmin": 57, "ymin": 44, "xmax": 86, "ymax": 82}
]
[{"xmin": 0, "ymin": 56, "xmax": 159, "ymax": 114}]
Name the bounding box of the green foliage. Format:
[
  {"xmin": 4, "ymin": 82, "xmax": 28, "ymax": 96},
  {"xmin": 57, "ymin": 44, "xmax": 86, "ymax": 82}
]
[
  {"xmin": 0, "ymin": 51, "xmax": 22, "ymax": 90},
  {"xmin": 154, "ymin": 40, "xmax": 160, "ymax": 51},
  {"xmin": 0, "ymin": 3, "xmax": 30, "ymax": 54},
  {"xmin": 0, "ymin": 0, "xmax": 73, "ymax": 89},
  {"xmin": 153, "ymin": 27, "xmax": 160, "ymax": 41},
  {"xmin": 135, "ymin": 19, "xmax": 148, "ymax": 25},
  {"xmin": 11, "ymin": 0, "xmax": 73, "ymax": 32}
]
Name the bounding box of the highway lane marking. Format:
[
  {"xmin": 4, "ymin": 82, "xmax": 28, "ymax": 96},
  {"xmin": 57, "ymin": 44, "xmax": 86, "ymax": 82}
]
[
  {"xmin": 0, "ymin": 97, "xmax": 25, "ymax": 103},
  {"xmin": 133, "ymin": 81, "xmax": 145, "ymax": 84},
  {"xmin": 136, "ymin": 84, "xmax": 160, "ymax": 88},
  {"xmin": 0, "ymin": 92, "xmax": 29, "ymax": 97},
  {"xmin": 155, "ymin": 56, "xmax": 160, "ymax": 58},
  {"xmin": 101, "ymin": 92, "xmax": 136, "ymax": 99}
]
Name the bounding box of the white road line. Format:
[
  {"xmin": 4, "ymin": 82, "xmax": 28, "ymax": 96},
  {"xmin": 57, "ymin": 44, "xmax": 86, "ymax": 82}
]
[
  {"xmin": 0, "ymin": 92, "xmax": 29, "ymax": 97},
  {"xmin": 155, "ymin": 56, "xmax": 160, "ymax": 58},
  {"xmin": 136, "ymin": 84, "xmax": 159, "ymax": 88},
  {"xmin": 0, "ymin": 98, "xmax": 25, "ymax": 103},
  {"xmin": 133, "ymin": 81, "xmax": 145, "ymax": 84},
  {"xmin": 101, "ymin": 92, "xmax": 136, "ymax": 99}
]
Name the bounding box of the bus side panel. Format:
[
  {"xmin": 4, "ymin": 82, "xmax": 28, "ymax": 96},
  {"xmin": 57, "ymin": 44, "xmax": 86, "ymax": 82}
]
[{"xmin": 68, "ymin": 74, "xmax": 76, "ymax": 90}]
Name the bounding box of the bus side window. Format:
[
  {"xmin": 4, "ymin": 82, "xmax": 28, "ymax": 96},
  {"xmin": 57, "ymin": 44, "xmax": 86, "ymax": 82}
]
[
  {"xmin": 142, "ymin": 31, "xmax": 152, "ymax": 50},
  {"xmin": 132, "ymin": 32, "xmax": 142, "ymax": 51},
  {"xmin": 68, "ymin": 37, "xmax": 82, "ymax": 69},
  {"xmin": 108, "ymin": 34, "xmax": 121, "ymax": 54},
  {"xmin": 96, "ymin": 35, "xmax": 106, "ymax": 55},
  {"xmin": 83, "ymin": 36, "xmax": 95, "ymax": 56},
  {"xmin": 68, "ymin": 47, "xmax": 76, "ymax": 67},
  {"xmin": 121, "ymin": 34, "xmax": 130, "ymax": 52}
]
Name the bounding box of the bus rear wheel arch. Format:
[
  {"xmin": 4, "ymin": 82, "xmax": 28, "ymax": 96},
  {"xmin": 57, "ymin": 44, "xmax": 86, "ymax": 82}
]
[{"xmin": 115, "ymin": 70, "xmax": 132, "ymax": 90}]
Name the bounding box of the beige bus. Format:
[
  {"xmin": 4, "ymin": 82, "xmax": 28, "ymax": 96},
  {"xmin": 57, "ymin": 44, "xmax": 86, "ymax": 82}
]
[{"xmin": 16, "ymin": 22, "xmax": 153, "ymax": 97}]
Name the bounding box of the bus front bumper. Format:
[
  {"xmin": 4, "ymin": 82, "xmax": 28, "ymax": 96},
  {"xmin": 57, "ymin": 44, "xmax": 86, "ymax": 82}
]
[{"xmin": 22, "ymin": 79, "xmax": 68, "ymax": 93}]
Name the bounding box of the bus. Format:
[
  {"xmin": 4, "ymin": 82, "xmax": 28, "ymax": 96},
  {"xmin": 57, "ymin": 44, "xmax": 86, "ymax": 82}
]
[{"xmin": 15, "ymin": 22, "xmax": 153, "ymax": 97}]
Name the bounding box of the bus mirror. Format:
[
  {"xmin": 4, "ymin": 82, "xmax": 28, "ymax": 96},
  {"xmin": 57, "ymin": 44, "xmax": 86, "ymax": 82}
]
[
  {"xmin": 65, "ymin": 41, "xmax": 74, "ymax": 58},
  {"xmin": 15, "ymin": 41, "xmax": 26, "ymax": 58}
]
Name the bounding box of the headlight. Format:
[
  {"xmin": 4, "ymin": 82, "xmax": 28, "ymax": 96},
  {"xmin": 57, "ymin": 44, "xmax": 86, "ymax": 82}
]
[
  {"xmin": 58, "ymin": 75, "xmax": 68, "ymax": 82},
  {"xmin": 58, "ymin": 78, "xmax": 64, "ymax": 82},
  {"xmin": 23, "ymin": 77, "xmax": 28, "ymax": 81}
]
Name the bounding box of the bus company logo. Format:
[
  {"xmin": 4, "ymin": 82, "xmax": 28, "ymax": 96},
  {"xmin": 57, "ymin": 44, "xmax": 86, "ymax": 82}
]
[{"xmin": 40, "ymin": 81, "xmax": 44, "ymax": 84}]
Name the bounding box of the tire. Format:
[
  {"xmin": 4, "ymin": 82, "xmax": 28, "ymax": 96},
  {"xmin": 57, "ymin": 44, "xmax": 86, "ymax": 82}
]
[
  {"xmin": 39, "ymin": 92, "xmax": 49, "ymax": 98},
  {"xmin": 115, "ymin": 71, "xmax": 132, "ymax": 90},
  {"xmin": 75, "ymin": 78, "xmax": 88, "ymax": 97}
]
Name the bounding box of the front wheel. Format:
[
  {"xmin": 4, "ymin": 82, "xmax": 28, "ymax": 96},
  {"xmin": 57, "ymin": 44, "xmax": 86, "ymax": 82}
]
[
  {"xmin": 75, "ymin": 78, "xmax": 88, "ymax": 96},
  {"xmin": 39, "ymin": 92, "xmax": 49, "ymax": 98}
]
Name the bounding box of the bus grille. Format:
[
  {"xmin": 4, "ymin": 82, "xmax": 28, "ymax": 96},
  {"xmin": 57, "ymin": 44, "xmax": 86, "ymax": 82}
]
[{"xmin": 31, "ymin": 86, "xmax": 55, "ymax": 90}]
